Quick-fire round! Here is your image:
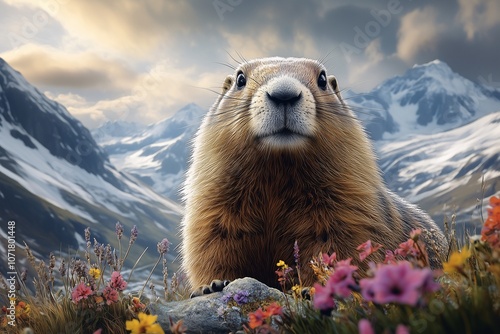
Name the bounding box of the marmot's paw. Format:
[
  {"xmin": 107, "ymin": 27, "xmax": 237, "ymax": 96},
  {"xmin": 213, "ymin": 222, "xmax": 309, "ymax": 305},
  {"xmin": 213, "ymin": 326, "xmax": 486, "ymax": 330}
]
[
  {"xmin": 190, "ymin": 279, "xmax": 230, "ymax": 298},
  {"xmin": 301, "ymin": 287, "xmax": 312, "ymax": 300}
]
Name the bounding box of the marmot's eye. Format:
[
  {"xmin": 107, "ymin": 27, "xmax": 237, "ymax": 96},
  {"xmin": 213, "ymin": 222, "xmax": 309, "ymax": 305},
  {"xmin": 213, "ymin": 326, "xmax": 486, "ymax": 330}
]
[
  {"xmin": 317, "ymin": 71, "xmax": 327, "ymax": 90},
  {"xmin": 236, "ymin": 72, "xmax": 246, "ymax": 88}
]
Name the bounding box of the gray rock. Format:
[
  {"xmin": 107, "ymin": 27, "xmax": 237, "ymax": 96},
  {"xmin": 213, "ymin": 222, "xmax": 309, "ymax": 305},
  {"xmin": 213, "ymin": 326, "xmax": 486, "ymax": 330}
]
[{"xmin": 154, "ymin": 277, "xmax": 285, "ymax": 333}]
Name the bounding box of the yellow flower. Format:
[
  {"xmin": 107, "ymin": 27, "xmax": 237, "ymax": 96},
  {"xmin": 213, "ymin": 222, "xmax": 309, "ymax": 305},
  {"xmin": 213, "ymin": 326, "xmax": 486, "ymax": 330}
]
[
  {"xmin": 443, "ymin": 246, "xmax": 471, "ymax": 274},
  {"xmin": 291, "ymin": 284, "xmax": 301, "ymax": 298},
  {"xmin": 126, "ymin": 312, "xmax": 165, "ymax": 334},
  {"xmin": 276, "ymin": 260, "xmax": 288, "ymax": 269},
  {"xmin": 89, "ymin": 267, "xmax": 101, "ymax": 279}
]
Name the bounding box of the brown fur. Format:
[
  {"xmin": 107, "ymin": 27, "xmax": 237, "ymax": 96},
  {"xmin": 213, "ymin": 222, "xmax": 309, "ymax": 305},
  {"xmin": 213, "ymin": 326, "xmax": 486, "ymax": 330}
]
[{"xmin": 181, "ymin": 57, "xmax": 447, "ymax": 290}]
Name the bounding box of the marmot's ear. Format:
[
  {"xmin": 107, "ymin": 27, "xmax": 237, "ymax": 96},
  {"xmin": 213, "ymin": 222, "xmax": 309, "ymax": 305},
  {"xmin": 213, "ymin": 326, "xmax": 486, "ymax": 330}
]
[
  {"xmin": 328, "ymin": 75, "xmax": 344, "ymax": 104},
  {"xmin": 222, "ymin": 75, "xmax": 234, "ymax": 94}
]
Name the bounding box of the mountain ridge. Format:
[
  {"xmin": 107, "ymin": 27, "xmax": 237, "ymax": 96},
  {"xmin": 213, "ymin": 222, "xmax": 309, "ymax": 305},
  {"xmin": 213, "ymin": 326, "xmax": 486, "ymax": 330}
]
[
  {"xmin": 94, "ymin": 60, "xmax": 500, "ymax": 231},
  {"xmin": 92, "ymin": 103, "xmax": 205, "ymax": 200},
  {"xmin": 0, "ymin": 58, "xmax": 182, "ymax": 274},
  {"xmin": 349, "ymin": 59, "xmax": 500, "ymax": 140},
  {"xmin": 94, "ymin": 59, "xmax": 500, "ymax": 210}
]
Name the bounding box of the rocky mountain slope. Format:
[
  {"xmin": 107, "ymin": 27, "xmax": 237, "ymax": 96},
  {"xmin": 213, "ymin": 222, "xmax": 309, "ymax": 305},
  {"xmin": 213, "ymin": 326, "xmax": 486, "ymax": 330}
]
[
  {"xmin": 378, "ymin": 111, "xmax": 500, "ymax": 230},
  {"xmin": 0, "ymin": 58, "xmax": 183, "ymax": 274},
  {"xmin": 92, "ymin": 103, "xmax": 204, "ymax": 201}
]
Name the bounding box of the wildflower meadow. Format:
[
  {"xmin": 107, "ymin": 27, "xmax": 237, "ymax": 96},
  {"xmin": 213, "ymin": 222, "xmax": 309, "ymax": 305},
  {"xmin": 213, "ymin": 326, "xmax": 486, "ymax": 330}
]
[{"xmin": 2, "ymin": 195, "xmax": 500, "ymax": 333}]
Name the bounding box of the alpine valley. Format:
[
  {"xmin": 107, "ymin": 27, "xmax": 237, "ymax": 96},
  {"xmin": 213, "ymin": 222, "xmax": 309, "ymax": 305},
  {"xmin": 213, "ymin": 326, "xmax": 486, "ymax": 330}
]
[
  {"xmin": 93, "ymin": 60, "xmax": 500, "ymax": 233},
  {"xmin": 0, "ymin": 58, "xmax": 182, "ymax": 276},
  {"xmin": 1, "ymin": 58, "xmax": 499, "ymax": 276}
]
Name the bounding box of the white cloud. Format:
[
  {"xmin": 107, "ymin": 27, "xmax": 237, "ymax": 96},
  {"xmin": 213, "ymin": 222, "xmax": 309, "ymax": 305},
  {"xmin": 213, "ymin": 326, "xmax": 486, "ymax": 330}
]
[
  {"xmin": 221, "ymin": 29, "xmax": 288, "ymax": 59},
  {"xmin": 3, "ymin": 0, "xmax": 197, "ymax": 56},
  {"xmin": 2, "ymin": 0, "xmax": 499, "ymax": 130},
  {"xmin": 291, "ymin": 30, "xmax": 322, "ymax": 59},
  {"xmin": 396, "ymin": 6, "xmax": 446, "ymax": 63},
  {"xmin": 44, "ymin": 58, "xmax": 227, "ymax": 129},
  {"xmin": 457, "ymin": 0, "xmax": 500, "ymax": 40},
  {"xmin": 364, "ymin": 38, "xmax": 384, "ymax": 64},
  {"xmin": 2, "ymin": 44, "xmax": 137, "ymax": 92},
  {"xmin": 345, "ymin": 39, "xmax": 406, "ymax": 92}
]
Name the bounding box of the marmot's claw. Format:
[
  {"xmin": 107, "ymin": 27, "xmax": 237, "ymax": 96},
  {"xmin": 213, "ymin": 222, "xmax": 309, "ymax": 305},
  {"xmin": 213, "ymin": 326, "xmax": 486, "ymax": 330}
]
[
  {"xmin": 301, "ymin": 287, "xmax": 312, "ymax": 300},
  {"xmin": 210, "ymin": 279, "xmax": 230, "ymax": 292},
  {"xmin": 189, "ymin": 285, "xmax": 210, "ymax": 298},
  {"xmin": 190, "ymin": 279, "xmax": 231, "ymax": 298}
]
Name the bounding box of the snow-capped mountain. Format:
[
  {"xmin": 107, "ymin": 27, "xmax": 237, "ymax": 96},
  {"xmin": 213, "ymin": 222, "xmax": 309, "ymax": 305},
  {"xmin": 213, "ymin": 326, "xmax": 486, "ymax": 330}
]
[
  {"xmin": 0, "ymin": 58, "xmax": 183, "ymax": 274},
  {"xmin": 91, "ymin": 120, "xmax": 145, "ymax": 144},
  {"xmin": 93, "ymin": 59, "xmax": 499, "ymax": 233},
  {"xmin": 349, "ymin": 60, "xmax": 500, "ymax": 140},
  {"xmin": 378, "ymin": 111, "xmax": 500, "ymax": 228},
  {"xmin": 92, "ymin": 103, "xmax": 205, "ymax": 200}
]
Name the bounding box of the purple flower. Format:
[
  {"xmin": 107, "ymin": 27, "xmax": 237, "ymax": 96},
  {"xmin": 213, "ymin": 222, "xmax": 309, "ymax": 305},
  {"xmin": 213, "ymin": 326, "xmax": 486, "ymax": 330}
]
[
  {"xmin": 115, "ymin": 222, "xmax": 124, "ymax": 239},
  {"xmin": 221, "ymin": 293, "xmax": 232, "ymax": 304},
  {"xmin": 233, "ymin": 290, "xmax": 250, "ymax": 305},
  {"xmin": 84, "ymin": 227, "xmax": 91, "ymax": 242},
  {"xmin": 157, "ymin": 238, "xmax": 170, "ymax": 255},
  {"xmin": 130, "ymin": 225, "xmax": 138, "ymax": 244},
  {"xmin": 293, "ymin": 240, "xmax": 300, "ymax": 269}
]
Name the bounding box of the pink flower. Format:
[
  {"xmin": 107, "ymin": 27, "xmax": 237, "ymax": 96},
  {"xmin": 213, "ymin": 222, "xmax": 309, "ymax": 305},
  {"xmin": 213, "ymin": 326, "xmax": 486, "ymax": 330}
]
[
  {"xmin": 359, "ymin": 277, "xmax": 376, "ymax": 301},
  {"xmin": 103, "ymin": 286, "xmax": 119, "ymax": 305},
  {"xmin": 72, "ymin": 282, "xmax": 93, "ymax": 303},
  {"xmin": 360, "ymin": 262, "xmax": 425, "ymax": 306},
  {"xmin": 415, "ymin": 267, "xmax": 441, "ymax": 294},
  {"xmin": 322, "ymin": 252, "xmax": 337, "ymax": 267},
  {"xmin": 383, "ymin": 250, "xmax": 396, "ymax": 264},
  {"xmin": 313, "ymin": 258, "xmax": 357, "ymax": 310},
  {"xmin": 358, "ymin": 319, "xmax": 375, "ymax": 334},
  {"xmin": 357, "ymin": 240, "xmax": 382, "ymax": 261},
  {"xmin": 396, "ymin": 324, "xmax": 410, "ymax": 334},
  {"xmin": 329, "ymin": 259, "xmax": 357, "ymax": 298},
  {"xmin": 110, "ymin": 271, "xmax": 127, "ymax": 291},
  {"xmin": 312, "ymin": 282, "xmax": 336, "ymax": 312},
  {"xmin": 395, "ymin": 239, "xmax": 419, "ymax": 257}
]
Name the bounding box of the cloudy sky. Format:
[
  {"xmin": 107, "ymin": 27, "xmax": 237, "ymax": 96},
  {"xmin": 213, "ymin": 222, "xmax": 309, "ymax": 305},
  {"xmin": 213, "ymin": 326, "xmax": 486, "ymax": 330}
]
[{"xmin": 1, "ymin": 0, "xmax": 499, "ymax": 129}]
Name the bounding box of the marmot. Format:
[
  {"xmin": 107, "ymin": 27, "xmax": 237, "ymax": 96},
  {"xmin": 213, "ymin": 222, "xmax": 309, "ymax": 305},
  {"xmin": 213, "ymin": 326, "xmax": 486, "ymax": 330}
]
[{"xmin": 181, "ymin": 57, "xmax": 447, "ymax": 293}]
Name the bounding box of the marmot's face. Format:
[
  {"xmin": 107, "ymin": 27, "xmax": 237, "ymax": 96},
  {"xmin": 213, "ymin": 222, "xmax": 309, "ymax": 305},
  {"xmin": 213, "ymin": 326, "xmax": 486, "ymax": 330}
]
[{"xmin": 212, "ymin": 57, "xmax": 345, "ymax": 150}]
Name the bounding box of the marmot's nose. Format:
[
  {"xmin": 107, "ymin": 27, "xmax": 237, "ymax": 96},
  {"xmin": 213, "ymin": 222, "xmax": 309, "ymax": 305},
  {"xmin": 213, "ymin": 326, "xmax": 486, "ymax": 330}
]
[{"xmin": 266, "ymin": 82, "xmax": 302, "ymax": 107}]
